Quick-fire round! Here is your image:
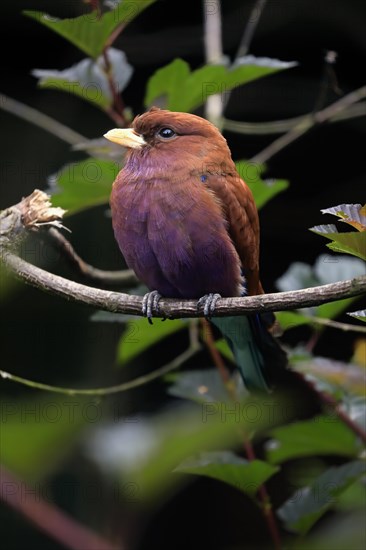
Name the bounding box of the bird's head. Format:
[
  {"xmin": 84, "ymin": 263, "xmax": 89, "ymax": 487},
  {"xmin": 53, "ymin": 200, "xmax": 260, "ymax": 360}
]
[{"xmin": 104, "ymin": 107, "xmax": 234, "ymax": 177}]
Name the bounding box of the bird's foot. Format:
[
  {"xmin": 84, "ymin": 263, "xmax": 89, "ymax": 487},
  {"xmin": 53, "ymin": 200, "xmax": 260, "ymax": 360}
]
[
  {"xmin": 197, "ymin": 293, "xmax": 221, "ymax": 318},
  {"xmin": 142, "ymin": 290, "xmax": 162, "ymax": 324}
]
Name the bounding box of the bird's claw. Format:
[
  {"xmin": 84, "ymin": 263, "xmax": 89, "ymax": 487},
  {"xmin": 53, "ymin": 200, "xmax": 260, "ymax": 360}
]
[
  {"xmin": 142, "ymin": 290, "xmax": 162, "ymax": 324},
  {"xmin": 197, "ymin": 293, "xmax": 221, "ymax": 318}
]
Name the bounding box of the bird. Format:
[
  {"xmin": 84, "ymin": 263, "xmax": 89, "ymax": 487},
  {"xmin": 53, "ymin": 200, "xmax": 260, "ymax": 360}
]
[{"xmin": 104, "ymin": 107, "xmax": 287, "ymax": 391}]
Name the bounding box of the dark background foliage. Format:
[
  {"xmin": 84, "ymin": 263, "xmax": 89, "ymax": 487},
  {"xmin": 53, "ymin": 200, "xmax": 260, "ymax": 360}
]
[{"xmin": 1, "ymin": 1, "xmax": 365, "ymax": 549}]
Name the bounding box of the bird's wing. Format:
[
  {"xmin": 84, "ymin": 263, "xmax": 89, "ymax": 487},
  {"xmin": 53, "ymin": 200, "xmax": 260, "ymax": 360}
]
[{"xmin": 205, "ymin": 174, "xmax": 262, "ymax": 295}]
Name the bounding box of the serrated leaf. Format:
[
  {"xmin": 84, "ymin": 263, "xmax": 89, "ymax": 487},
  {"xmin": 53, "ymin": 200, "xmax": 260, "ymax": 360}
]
[
  {"xmin": 235, "ymin": 161, "xmax": 289, "ymax": 209},
  {"xmin": 321, "ymin": 203, "xmax": 366, "ymax": 231},
  {"xmin": 50, "ymin": 158, "xmax": 119, "ymax": 213},
  {"xmin": 32, "ymin": 48, "xmax": 133, "ymax": 109},
  {"xmin": 145, "ymin": 57, "xmax": 296, "ymax": 112},
  {"xmin": 310, "ymin": 227, "xmax": 366, "ymax": 261},
  {"xmin": 175, "ymin": 451, "xmax": 279, "ymax": 498},
  {"xmin": 266, "ymin": 415, "xmax": 360, "ymax": 464},
  {"xmin": 117, "ymin": 318, "xmax": 187, "ymax": 365},
  {"xmin": 277, "ymin": 461, "xmax": 366, "ymax": 535},
  {"xmin": 24, "ymin": 1, "xmax": 155, "ymax": 58}
]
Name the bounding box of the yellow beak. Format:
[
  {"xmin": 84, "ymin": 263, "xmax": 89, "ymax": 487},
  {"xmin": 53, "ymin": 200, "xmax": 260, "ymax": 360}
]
[{"xmin": 103, "ymin": 128, "xmax": 146, "ymax": 149}]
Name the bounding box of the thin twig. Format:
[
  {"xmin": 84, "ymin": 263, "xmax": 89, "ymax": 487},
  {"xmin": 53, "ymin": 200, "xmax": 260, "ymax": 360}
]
[
  {"xmin": 102, "ymin": 49, "xmax": 127, "ymax": 126},
  {"xmin": 0, "ymin": 344, "xmax": 200, "ymax": 396},
  {"xmin": 45, "ymin": 227, "xmax": 138, "ymax": 286},
  {"xmin": 307, "ymin": 316, "xmax": 366, "ymax": 334},
  {"xmin": 222, "ymin": 0, "xmax": 268, "ymax": 112},
  {"xmin": 201, "ymin": 320, "xmax": 232, "ymax": 386},
  {"xmin": 222, "ymin": 103, "xmax": 366, "ymax": 135},
  {"xmin": 0, "ymin": 465, "xmax": 119, "ymax": 550},
  {"xmin": 2, "ymin": 250, "xmax": 365, "ymax": 318},
  {"xmin": 0, "ymin": 94, "xmax": 87, "ymax": 145},
  {"xmin": 235, "ymin": 0, "xmax": 268, "ymax": 59},
  {"xmin": 251, "ymin": 86, "xmax": 366, "ymax": 164},
  {"xmin": 203, "ymin": 320, "xmax": 282, "ymax": 549}
]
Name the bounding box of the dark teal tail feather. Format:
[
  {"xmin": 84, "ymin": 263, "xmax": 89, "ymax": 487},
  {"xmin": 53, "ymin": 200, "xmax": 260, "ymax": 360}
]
[{"xmin": 210, "ymin": 314, "xmax": 287, "ymax": 392}]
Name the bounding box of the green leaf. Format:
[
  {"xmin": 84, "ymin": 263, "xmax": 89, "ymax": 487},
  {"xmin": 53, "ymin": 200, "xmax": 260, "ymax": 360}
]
[
  {"xmin": 310, "ymin": 226, "xmax": 366, "ymax": 261},
  {"xmin": 215, "ymin": 337, "xmax": 235, "ymax": 361},
  {"xmin": 235, "ymin": 161, "xmax": 289, "ymax": 209},
  {"xmin": 50, "ymin": 158, "xmax": 119, "ymax": 213},
  {"xmin": 32, "ymin": 48, "xmax": 133, "ymax": 109},
  {"xmin": 266, "ymin": 415, "xmax": 360, "ymax": 464},
  {"xmin": 277, "ymin": 460, "xmax": 366, "ymax": 535},
  {"xmin": 175, "ymin": 451, "xmax": 279, "ymax": 498},
  {"xmin": 316, "ymin": 298, "xmax": 356, "ymax": 320},
  {"xmin": 276, "ymin": 311, "xmax": 312, "ymax": 331},
  {"xmin": 87, "ymin": 396, "xmax": 275, "ymax": 499},
  {"xmin": 0, "ymin": 395, "xmax": 88, "ymax": 480},
  {"xmin": 145, "ymin": 57, "xmax": 296, "ymax": 112},
  {"xmin": 24, "ymin": 1, "xmax": 156, "ymax": 58},
  {"xmin": 117, "ymin": 318, "xmax": 187, "ymax": 365}
]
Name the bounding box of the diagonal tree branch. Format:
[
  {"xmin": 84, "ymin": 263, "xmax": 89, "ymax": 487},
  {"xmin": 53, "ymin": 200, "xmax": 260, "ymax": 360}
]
[
  {"xmin": 251, "ymin": 86, "xmax": 366, "ymax": 164},
  {"xmin": 0, "ymin": 465, "xmax": 120, "ymax": 550},
  {"xmin": 2, "ymin": 249, "xmax": 365, "ymax": 319},
  {"xmin": 1, "ymin": 190, "xmax": 365, "ymax": 320}
]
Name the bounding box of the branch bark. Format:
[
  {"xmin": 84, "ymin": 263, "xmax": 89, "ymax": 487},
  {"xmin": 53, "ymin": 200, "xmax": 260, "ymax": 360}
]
[
  {"xmin": 1, "ymin": 190, "xmax": 365, "ymax": 319},
  {"xmin": 2, "ymin": 250, "xmax": 365, "ymax": 319}
]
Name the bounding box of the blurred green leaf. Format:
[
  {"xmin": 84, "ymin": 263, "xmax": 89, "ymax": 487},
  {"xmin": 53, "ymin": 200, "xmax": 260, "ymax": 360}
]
[
  {"xmin": 235, "ymin": 161, "xmax": 289, "ymax": 209},
  {"xmin": 316, "ymin": 298, "xmax": 357, "ymax": 320},
  {"xmin": 277, "ymin": 460, "xmax": 366, "ymax": 535},
  {"xmin": 167, "ymin": 369, "xmax": 228, "ymax": 403},
  {"xmin": 32, "ymin": 48, "xmax": 133, "ymax": 109},
  {"xmin": 87, "ymin": 396, "xmax": 277, "ymax": 499},
  {"xmin": 292, "ymin": 510, "xmax": 366, "ymax": 550},
  {"xmin": 51, "ymin": 158, "xmax": 119, "ymax": 213},
  {"xmin": 276, "ymin": 311, "xmax": 312, "ymax": 331},
  {"xmin": 175, "ymin": 451, "xmax": 279, "ymax": 498},
  {"xmin": 0, "ymin": 395, "xmax": 88, "ymax": 480},
  {"xmin": 215, "ymin": 337, "xmax": 235, "ymax": 361},
  {"xmin": 117, "ymin": 318, "xmax": 187, "ymax": 365},
  {"xmin": 145, "ymin": 57, "xmax": 296, "ymax": 112},
  {"xmin": 292, "ymin": 357, "xmax": 366, "ymax": 397},
  {"xmin": 24, "ymin": 1, "xmax": 156, "ymax": 58},
  {"xmin": 266, "ymin": 415, "xmax": 360, "ymax": 464}
]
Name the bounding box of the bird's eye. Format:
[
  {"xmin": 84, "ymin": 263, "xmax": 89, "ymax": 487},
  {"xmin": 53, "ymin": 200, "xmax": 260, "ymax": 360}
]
[{"xmin": 157, "ymin": 127, "xmax": 176, "ymax": 139}]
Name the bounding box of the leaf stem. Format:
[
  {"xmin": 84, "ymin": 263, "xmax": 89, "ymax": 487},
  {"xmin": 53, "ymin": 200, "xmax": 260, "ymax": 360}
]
[
  {"xmin": 203, "ymin": 322, "xmax": 282, "ymax": 550},
  {"xmin": 44, "ymin": 227, "xmax": 138, "ymax": 286},
  {"xmin": 251, "ymin": 86, "xmax": 366, "ymax": 164},
  {"xmin": 0, "ymin": 345, "xmax": 200, "ymax": 396},
  {"xmin": 0, "ymin": 94, "xmax": 86, "ymax": 145}
]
